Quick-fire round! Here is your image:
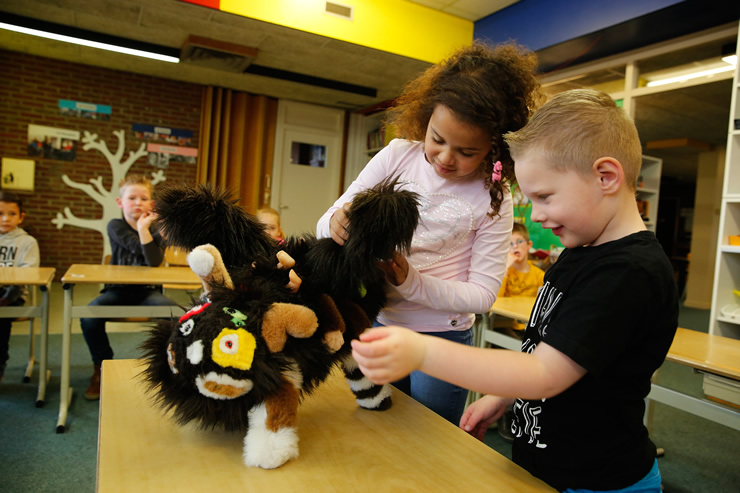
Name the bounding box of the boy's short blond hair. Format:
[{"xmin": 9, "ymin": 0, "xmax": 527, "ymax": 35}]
[
  {"xmin": 118, "ymin": 174, "xmax": 153, "ymax": 196},
  {"xmin": 505, "ymin": 89, "xmax": 642, "ymax": 191}
]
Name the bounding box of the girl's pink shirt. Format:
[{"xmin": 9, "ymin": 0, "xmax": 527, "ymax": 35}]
[{"xmin": 317, "ymin": 139, "xmax": 512, "ymax": 332}]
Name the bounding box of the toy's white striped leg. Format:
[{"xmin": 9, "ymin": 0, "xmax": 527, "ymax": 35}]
[{"xmin": 341, "ymin": 353, "xmax": 392, "ymax": 410}]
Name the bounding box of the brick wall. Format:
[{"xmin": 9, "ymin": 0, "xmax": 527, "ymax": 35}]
[{"xmin": 0, "ymin": 50, "xmax": 202, "ymax": 279}]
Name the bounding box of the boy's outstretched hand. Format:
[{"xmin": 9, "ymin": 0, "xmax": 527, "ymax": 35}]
[
  {"xmin": 350, "ymin": 326, "xmax": 427, "ymax": 384},
  {"xmin": 459, "ymin": 395, "xmax": 511, "ymax": 441}
]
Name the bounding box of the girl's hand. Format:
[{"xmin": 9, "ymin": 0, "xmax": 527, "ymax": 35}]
[
  {"xmin": 350, "ymin": 326, "xmax": 427, "ymax": 384},
  {"xmin": 460, "ymin": 395, "xmax": 510, "ymax": 441},
  {"xmin": 329, "ymin": 203, "xmax": 352, "ymax": 246},
  {"xmin": 379, "ymin": 252, "xmax": 409, "ymax": 286}
]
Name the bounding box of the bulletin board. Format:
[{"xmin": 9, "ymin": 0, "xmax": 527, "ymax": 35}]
[{"xmin": 511, "ymin": 184, "xmax": 563, "ymax": 251}]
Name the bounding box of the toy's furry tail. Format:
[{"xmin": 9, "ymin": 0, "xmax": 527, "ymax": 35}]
[{"xmin": 154, "ymin": 183, "xmax": 275, "ymax": 270}]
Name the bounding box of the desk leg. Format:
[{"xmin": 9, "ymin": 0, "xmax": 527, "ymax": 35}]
[
  {"xmin": 36, "ymin": 284, "xmax": 51, "ymax": 407},
  {"xmin": 56, "ymin": 284, "xmax": 74, "ymax": 433},
  {"xmin": 23, "ymin": 312, "xmax": 35, "ymax": 382}
]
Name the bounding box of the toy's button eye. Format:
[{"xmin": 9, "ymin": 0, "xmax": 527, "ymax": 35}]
[
  {"xmin": 180, "ymin": 318, "xmax": 195, "ymax": 336},
  {"xmin": 211, "ymin": 328, "xmax": 256, "ymax": 370},
  {"xmin": 219, "ymin": 333, "xmax": 239, "ymax": 355}
]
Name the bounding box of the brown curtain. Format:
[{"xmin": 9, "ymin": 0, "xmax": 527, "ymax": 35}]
[{"xmin": 198, "ymin": 87, "xmax": 278, "ymax": 213}]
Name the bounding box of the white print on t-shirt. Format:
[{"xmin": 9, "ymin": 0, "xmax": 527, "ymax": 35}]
[
  {"xmin": 514, "ymin": 281, "xmax": 564, "ymax": 450},
  {"xmin": 529, "ymin": 281, "xmax": 562, "ymax": 338},
  {"xmin": 0, "ymin": 245, "xmax": 18, "ymax": 266},
  {"xmin": 513, "ymin": 400, "xmax": 547, "ymax": 448},
  {"xmin": 403, "ymin": 182, "xmax": 473, "ymax": 269}
]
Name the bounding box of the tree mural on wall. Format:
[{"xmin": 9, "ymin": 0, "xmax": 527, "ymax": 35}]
[{"xmin": 51, "ymin": 130, "xmax": 166, "ymax": 260}]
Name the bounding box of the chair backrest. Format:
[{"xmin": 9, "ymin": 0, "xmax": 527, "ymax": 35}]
[
  {"xmin": 103, "ymin": 254, "xmax": 112, "ymax": 265},
  {"xmin": 164, "ymin": 247, "xmax": 189, "ymax": 267}
]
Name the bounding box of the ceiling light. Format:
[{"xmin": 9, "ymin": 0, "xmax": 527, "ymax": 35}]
[
  {"xmin": 0, "ymin": 22, "xmax": 179, "ymax": 63},
  {"xmin": 646, "ymin": 64, "xmax": 734, "ymax": 87}
]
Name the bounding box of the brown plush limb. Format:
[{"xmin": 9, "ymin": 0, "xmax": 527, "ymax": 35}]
[
  {"xmin": 190, "ymin": 244, "xmax": 234, "ymax": 292},
  {"xmin": 334, "ymin": 299, "xmax": 372, "ymax": 340},
  {"xmin": 262, "ymin": 303, "xmax": 319, "ymax": 353},
  {"xmin": 265, "ymin": 379, "xmax": 300, "ymax": 431}
]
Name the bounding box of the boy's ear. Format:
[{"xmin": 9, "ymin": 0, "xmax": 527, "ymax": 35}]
[
  {"xmin": 115, "ymin": 197, "xmax": 123, "ymax": 208},
  {"xmin": 18, "ymin": 211, "xmax": 25, "ymax": 224},
  {"xmin": 592, "ymin": 157, "xmax": 623, "ymax": 194}
]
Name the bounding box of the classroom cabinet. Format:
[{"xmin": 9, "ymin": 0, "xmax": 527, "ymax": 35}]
[
  {"xmin": 706, "ymin": 23, "xmax": 740, "ymax": 405},
  {"xmin": 637, "ymin": 155, "xmax": 662, "ymax": 233}
]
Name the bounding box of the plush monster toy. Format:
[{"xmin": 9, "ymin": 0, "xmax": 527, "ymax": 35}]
[{"xmin": 140, "ymin": 178, "xmax": 419, "ymax": 469}]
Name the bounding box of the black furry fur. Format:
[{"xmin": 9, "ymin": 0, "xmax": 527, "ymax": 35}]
[{"xmin": 141, "ymin": 177, "xmax": 420, "ymax": 432}]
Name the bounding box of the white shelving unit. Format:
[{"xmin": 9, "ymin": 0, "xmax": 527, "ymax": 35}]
[
  {"xmin": 709, "ymin": 25, "xmax": 740, "ymax": 341},
  {"xmin": 706, "ymin": 24, "xmax": 740, "ymax": 405},
  {"xmin": 637, "ymin": 155, "xmax": 662, "ymax": 232},
  {"xmin": 344, "ymin": 111, "xmax": 389, "ymax": 191}
]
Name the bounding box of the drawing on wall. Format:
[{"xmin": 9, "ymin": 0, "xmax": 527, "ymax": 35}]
[
  {"xmin": 59, "ymin": 99, "xmax": 112, "ymax": 120},
  {"xmin": 51, "ymin": 130, "xmax": 166, "ymax": 260},
  {"xmin": 146, "ymin": 143, "xmax": 198, "ymax": 169},
  {"xmin": 27, "ymin": 124, "xmax": 80, "ymax": 161},
  {"xmin": 1, "ymin": 157, "xmax": 35, "ymax": 191},
  {"xmin": 133, "ymin": 123, "xmax": 193, "ymax": 146}
]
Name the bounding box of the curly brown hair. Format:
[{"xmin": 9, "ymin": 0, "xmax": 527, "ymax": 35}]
[{"xmin": 385, "ymin": 42, "xmax": 542, "ymax": 217}]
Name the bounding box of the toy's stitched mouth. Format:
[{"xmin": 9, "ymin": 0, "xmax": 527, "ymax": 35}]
[{"xmin": 195, "ymin": 371, "xmax": 253, "ymax": 400}]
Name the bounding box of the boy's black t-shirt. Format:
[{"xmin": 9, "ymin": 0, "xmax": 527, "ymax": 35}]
[{"xmin": 511, "ymin": 231, "xmax": 678, "ymax": 491}]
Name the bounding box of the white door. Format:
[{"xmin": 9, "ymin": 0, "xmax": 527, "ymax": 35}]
[{"xmin": 274, "ymin": 128, "xmax": 342, "ymax": 236}]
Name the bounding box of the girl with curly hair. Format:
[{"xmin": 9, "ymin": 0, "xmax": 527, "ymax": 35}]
[{"xmin": 317, "ymin": 42, "xmax": 541, "ymax": 424}]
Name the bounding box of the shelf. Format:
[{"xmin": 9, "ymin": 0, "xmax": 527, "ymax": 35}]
[
  {"xmin": 721, "ymin": 245, "xmax": 740, "ymax": 254},
  {"xmin": 717, "ymin": 315, "xmax": 740, "ymax": 326},
  {"xmin": 637, "ymin": 187, "xmax": 658, "ymax": 194}
]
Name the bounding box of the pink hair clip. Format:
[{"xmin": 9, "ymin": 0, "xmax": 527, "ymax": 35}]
[{"xmin": 492, "ymin": 161, "xmax": 502, "ymax": 182}]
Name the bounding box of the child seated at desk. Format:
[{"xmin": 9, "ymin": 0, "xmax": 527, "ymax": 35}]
[
  {"xmin": 0, "ymin": 192, "xmax": 39, "ymax": 383},
  {"xmin": 498, "ymin": 222, "xmax": 545, "ymax": 332},
  {"xmin": 80, "ymin": 175, "xmax": 175, "ymax": 400}
]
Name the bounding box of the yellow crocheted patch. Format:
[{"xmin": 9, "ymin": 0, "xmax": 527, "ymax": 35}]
[{"xmin": 211, "ymin": 328, "xmax": 256, "ymax": 370}]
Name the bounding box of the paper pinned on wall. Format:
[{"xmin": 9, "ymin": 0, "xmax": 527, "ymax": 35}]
[{"xmin": 1, "ymin": 157, "xmax": 35, "ymax": 191}]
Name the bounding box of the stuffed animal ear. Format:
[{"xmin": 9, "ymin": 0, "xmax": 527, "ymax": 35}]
[
  {"xmin": 187, "ymin": 244, "xmax": 235, "ymax": 295},
  {"xmin": 262, "ymin": 303, "xmax": 318, "ymax": 353}
]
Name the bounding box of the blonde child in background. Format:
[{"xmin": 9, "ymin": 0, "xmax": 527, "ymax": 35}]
[
  {"xmin": 318, "ymin": 42, "xmax": 541, "ymax": 425},
  {"xmin": 351, "ymin": 89, "xmax": 678, "ymax": 492},
  {"xmin": 256, "ymin": 207, "xmax": 285, "ymax": 243},
  {"xmin": 80, "ymin": 175, "xmax": 176, "ymax": 400},
  {"xmin": 0, "ymin": 192, "xmax": 39, "ymax": 384}
]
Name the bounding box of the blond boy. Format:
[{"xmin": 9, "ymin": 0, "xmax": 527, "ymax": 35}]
[
  {"xmin": 350, "ymin": 89, "xmax": 678, "ymax": 492},
  {"xmin": 80, "ymin": 175, "xmax": 176, "ymax": 399}
]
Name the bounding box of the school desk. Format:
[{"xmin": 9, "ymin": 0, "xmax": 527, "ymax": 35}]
[
  {"xmin": 97, "ymin": 359, "xmax": 554, "ymax": 493},
  {"xmin": 476, "ymin": 296, "xmax": 740, "ymax": 431},
  {"xmin": 0, "ymin": 266, "xmax": 55, "ymax": 405},
  {"xmin": 56, "ymin": 264, "xmax": 200, "ymax": 433}
]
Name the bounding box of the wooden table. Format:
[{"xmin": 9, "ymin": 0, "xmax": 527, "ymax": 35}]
[
  {"xmin": 56, "ymin": 264, "xmax": 200, "ymax": 433},
  {"xmin": 97, "ymin": 359, "xmax": 554, "ymax": 493},
  {"xmin": 0, "ymin": 267, "xmax": 55, "ymax": 405},
  {"xmin": 476, "ymin": 296, "xmax": 740, "ymax": 431}
]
